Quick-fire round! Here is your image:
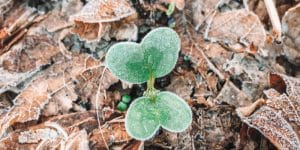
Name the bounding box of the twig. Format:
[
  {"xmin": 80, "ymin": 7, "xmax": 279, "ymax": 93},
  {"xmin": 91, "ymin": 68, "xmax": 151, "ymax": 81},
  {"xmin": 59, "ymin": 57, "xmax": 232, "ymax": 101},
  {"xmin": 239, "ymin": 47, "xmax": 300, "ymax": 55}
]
[
  {"xmin": 203, "ymin": 10, "xmax": 216, "ymax": 40},
  {"xmin": 95, "ymin": 67, "xmax": 109, "ymax": 150},
  {"xmin": 264, "ymin": 0, "xmax": 281, "ymax": 42}
]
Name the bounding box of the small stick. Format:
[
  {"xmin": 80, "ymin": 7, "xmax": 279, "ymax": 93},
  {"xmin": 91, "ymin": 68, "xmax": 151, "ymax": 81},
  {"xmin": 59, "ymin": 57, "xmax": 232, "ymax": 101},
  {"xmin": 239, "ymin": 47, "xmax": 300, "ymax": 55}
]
[
  {"xmin": 95, "ymin": 67, "xmax": 110, "ymax": 150},
  {"xmin": 264, "ymin": 0, "xmax": 281, "ymax": 42}
]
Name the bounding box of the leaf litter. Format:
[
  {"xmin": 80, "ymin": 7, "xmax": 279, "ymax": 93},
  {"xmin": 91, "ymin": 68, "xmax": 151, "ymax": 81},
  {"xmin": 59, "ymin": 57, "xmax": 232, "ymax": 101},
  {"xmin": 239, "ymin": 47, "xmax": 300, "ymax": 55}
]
[{"xmin": 0, "ymin": 0, "xmax": 300, "ymax": 149}]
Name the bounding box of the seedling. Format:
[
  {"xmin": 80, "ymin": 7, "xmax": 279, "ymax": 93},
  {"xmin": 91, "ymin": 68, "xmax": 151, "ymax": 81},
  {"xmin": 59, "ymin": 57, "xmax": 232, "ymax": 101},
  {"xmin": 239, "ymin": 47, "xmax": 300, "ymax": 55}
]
[{"xmin": 106, "ymin": 27, "xmax": 192, "ymax": 140}]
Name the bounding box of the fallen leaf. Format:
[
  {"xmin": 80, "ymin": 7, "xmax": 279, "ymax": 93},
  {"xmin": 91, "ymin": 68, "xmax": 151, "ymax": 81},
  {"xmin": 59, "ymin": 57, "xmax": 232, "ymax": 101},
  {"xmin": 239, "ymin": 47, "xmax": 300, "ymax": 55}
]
[
  {"xmin": 166, "ymin": 71, "xmax": 196, "ymax": 100},
  {"xmin": 191, "ymin": 0, "xmax": 220, "ymax": 27},
  {"xmin": 0, "ymin": 111, "xmax": 97, "ymax": 149},
  {"xmin": 90, "ymin": 121, "xmax": 131, "ymax": 149},
  {"xmin": 0, "ymin": 35, "xmax": 60, "ymax": 93},
  {"xmin": 43, "ymin": 0, "xmax": 83, "ymax": 32},
  {"xmin": 0, "ymin": 54, "xmax": 115, "ymax": 138},
  {"xmin": 237, "ymin": 73, "xmax": 300, "ymax": 149},
  {"xmin": 215, "ymin": 80, "xmax": 252, "ymax": 107},
  {"xmin": 282, "ymin": 3, "xmax": 300, "ymax": 65},
  {"xmin": 207, "ymin": 9, "xmax": 266, "ymax": 51},
  {"xmin": 70, "ymin": 0, "xmax": 136, "ymax": 42}
]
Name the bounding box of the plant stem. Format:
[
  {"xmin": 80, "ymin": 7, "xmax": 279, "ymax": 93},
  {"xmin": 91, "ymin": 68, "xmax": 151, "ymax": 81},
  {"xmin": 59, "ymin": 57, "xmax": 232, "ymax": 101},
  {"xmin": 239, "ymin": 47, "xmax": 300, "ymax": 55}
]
[
  {"xmin": 145, "ymin": 74, "xmax": 158, "ymax": 101},
  {"xmin": 147, "ymin": 74, "xmax": 155, "ymax": 91}
]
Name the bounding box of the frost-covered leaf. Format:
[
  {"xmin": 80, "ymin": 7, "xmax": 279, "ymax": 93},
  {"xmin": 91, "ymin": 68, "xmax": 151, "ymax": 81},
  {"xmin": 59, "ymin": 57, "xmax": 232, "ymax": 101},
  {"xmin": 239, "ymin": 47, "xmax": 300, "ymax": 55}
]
[
  {"xmin": 282, "ymin": 3, "xmax": 300, "ymax": 65},
  {"xmin": 125, "ymin": 91, "xmax": 192, "ymax": 140},
  {"xmin": 237, "ymin": 73, "xmax": 300, "ymax": 149},
  {"xmin": 0, "ymin": 54, "xmax": 116, "ymax": 138},
  {"xmin": 0, "ymin": 111, "xmax": 97, "ymax": 149},
  {"xmin": 43, "ymin": 0, "xmax": 83, "ymax": 32},
  {"xmin": 106, "ymin": 27, "xmax": 180, "ymax": 83},
  {"xmin": 71, "ymin": 0, "xmax": 135, "ymax": 23},
  {"xmin": 90, "ymin": 121, "xmax": 131, "ymax": 149},
  {"xmin": 207, "ymin": 9, "xmax": 266, "ymax": 49},
  {"xmin": 70, "ymin": 0, "xmax": 136, "ymax": 42},
  {"xmin": 0, "ymin": 35, "xmax": 60, "ymax": 94}
]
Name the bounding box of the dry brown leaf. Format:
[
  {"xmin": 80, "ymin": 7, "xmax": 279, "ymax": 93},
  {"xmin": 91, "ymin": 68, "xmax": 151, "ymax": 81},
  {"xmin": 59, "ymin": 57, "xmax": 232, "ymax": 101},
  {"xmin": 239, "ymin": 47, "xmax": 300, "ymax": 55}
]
[
  {"xmin": 215, "ymin": 80, "xmax": 252, "ymax": 107},
  {"xmin": 207, "ymin": 9, "xmax": 266, "ymax": 51},
  {"xmin": 191, "ymin": 0, "xmax": 220, "ymax": 27},
  {"xmin": 0, "ymin": 54, "xmax": 109, "ymax": 138},
  {"xmin": 237, "ymin": 73, "xmax": 300, "ymax": 149},
  {"xmin": 75, "ymin": 67, "xmax": 119, "ymax": 109},
  {"xmin": 0, "ymin": 111, "xmax": 98, "ymax": 149},
  {"xmin": 176, "ymin": 24, "xmax": 228, "ymax": 82},
  {"xmin": 166, "ymin": 71, "xmax": 196, "ymax": 100},
  {"xmin": 90, "ymin": 121, "xmax": 131, "ymax": 149},
  {"xmin": 282, "ymin": 3, "xmax": 300, "ymax": 65},
  {"xmin": 43, "ymin": 0, "xmax": 83, "ymax": 32},
  {"xmin": 0, "ymin": 35, "xmax": 60, "ymax": 93},
  {"xmin": 70, "ymin": 0, "xmax": 136, "ymax": 42},
  {"xmin": 42, "ymin": 84, "xmax": 78, "ymax": 116}
]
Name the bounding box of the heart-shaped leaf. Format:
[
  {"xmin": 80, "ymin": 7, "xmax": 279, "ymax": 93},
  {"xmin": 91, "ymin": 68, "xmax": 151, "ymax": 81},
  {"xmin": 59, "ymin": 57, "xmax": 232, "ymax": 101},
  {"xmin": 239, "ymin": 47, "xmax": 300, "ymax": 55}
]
[
  {"xmin": 106, "ymin": 27, "xmax": 180, "ymax": 83},
  {"xmin": 125, "ymin": 91, "xmax": 192, "ymax": 140}
]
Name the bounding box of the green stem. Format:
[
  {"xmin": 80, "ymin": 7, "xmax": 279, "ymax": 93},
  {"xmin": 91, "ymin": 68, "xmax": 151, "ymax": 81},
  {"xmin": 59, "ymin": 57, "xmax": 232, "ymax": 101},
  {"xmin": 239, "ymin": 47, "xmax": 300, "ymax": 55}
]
[
  {"xmin": 147, "ymin": 75, "xmax": 155, "ymax": 91},
  {"xmin": 145, "ymin": 74, "xmax": 158, "ymax": 101}
]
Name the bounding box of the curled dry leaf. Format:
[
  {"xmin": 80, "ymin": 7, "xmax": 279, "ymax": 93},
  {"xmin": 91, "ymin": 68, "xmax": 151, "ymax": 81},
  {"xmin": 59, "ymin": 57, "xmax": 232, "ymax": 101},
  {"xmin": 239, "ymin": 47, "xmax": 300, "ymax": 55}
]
[
  {"xmin": 237, "ymin": 73, "xmax": 300, "ymax": 149},
  {"xmin": 0, "ymin": 54, "xmax": 112, "ymax": 138},
  {"xmin": 0, "ymin": 35, "xmax": 60, "ymax": 93},
  {"xmin": 70, "ymin": 0, "xmax": 136, "ymax": 42},
  {"xmin": 282, "ymin": 3, "xmax": 300, "ymax": 65},
  {"xmin": 207, "ymin": 9, "xmax": 266, "ymax": 53}
]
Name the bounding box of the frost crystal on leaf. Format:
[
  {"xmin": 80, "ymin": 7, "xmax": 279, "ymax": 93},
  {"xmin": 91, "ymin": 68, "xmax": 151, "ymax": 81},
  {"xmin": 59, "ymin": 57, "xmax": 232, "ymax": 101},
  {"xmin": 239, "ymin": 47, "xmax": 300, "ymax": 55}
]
[{"xmin": 237, "ymin": 73, "xmax": 300, "ymax": 150}]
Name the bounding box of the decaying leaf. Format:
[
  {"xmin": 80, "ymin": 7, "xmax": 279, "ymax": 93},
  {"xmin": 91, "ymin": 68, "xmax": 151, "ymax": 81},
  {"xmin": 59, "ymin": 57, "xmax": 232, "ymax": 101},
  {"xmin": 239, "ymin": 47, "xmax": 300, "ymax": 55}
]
[
  {"xmin": 207, "ymin": 9, "xmax": 266, "ymax": 52},
  {"xmin": 90, "ymin": 121, "xmax": 131, "ymax": 149},
  {"xmin": 0, "ymin": 111, "xmax": 97, "ymax": 149},
  {"xmin": 42, "ymin": 84, "xmax": 78, "ymax": 116},
  {"xmin": 215, "ymin": 80, "xmax": 252, "ymax": 107},
  {"xmin": 70, "ymin": 0, "xmax": 136, "ymax": 42},
  {"xmin": 166, "ymin": 71, "xmax": 196, "ymax": 100},
  {"xmin": 191, "ymin": 0, "xmax": 220, "ymax": 27},
  {"xmin": 0, "ymin": 54, "xmax": 117, "ymax": 138},
  {"xmin": 43, "ymin": 0, "xmax": 83, "ymax": 32},
  {"xmin": 0, "ymin": 35, "xmax": 60, "ymax": 93},
  {"xmin": 237, "ymin": 73, "xmax": 300, "ymax": 149},
  {"xmin": 282, "ymin": 3, "xmax": 300, "ymax": 65}
]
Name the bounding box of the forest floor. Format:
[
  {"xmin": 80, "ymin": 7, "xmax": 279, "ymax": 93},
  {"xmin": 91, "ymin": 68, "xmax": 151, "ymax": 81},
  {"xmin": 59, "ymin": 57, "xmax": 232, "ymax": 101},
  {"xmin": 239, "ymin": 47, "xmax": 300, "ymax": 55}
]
[{"xmin": 0, "ymin": 0, "xmax": 299, "ymax": 149}]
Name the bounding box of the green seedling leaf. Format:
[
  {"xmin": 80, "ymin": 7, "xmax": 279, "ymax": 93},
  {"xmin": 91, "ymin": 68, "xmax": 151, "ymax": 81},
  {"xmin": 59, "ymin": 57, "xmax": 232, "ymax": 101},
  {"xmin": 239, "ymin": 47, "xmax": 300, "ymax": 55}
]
[
  {"xmin": 166, "ymin": 2, "xmax": 176, "ymax": 16},
  {"xmin": 125, "ymin": 91, "xmax": 192, "ymax": 140},
  {"xmin": 106, "ymin": 27, "xmax": 180, "ymax": 83}
]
